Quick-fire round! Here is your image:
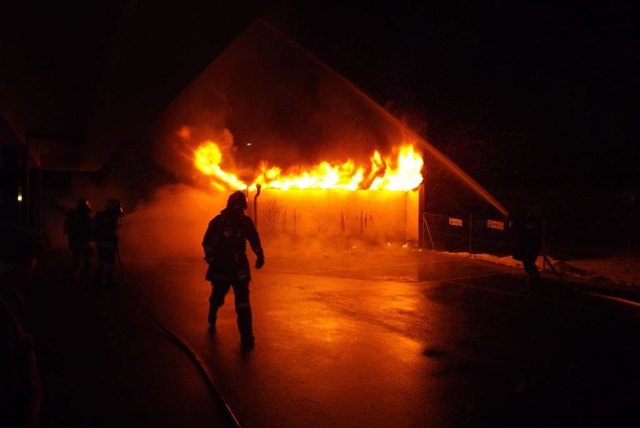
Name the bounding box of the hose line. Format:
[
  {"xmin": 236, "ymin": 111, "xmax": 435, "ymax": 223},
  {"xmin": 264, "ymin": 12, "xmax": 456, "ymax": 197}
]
[{"xmin": 115, "ymin": 250, "xmax": 241, "ymax": 428}]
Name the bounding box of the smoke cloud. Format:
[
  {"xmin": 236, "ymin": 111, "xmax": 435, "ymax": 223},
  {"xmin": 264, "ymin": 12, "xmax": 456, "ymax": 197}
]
[
  {"xmin": 119, "ymin": 184, "xmax": 225, "ymax": 262},
  {"xmin": 151, "ymin": 19, "xmax": 409, "ymax": 186}
]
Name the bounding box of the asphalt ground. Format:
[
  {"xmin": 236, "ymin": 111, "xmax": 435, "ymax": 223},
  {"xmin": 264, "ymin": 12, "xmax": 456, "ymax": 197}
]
[
  {"xmin": 24, "ymin": 245, "xmax": 640, "ymax": 427},
  {"xmin": 24, "ymin": 252, "xmax": 229, "ymax": 428}
]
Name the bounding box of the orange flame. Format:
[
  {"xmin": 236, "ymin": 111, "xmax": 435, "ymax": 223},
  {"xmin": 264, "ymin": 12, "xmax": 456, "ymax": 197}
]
[
  {"xmin": 194, "ymin": 141, "xmax": 423, "ymax": 191},
  {"xmin": 193, "ymin": 141, "xmax": 246, "ymax": 190}
]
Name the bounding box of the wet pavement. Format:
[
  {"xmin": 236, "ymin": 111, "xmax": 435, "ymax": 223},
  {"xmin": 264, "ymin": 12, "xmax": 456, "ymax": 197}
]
[
  {"xmin": 24, "ymin": 255, "xmax": 230, "ymax": 428},
  {"xmin": 26, "ymin": 246, "xmax": 640, "ymax": 427}
]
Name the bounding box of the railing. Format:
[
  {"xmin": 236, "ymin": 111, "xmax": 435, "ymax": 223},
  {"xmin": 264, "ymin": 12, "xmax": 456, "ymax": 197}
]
[
  {"xmin": 422, "ymin": 212, "xmax": 513, "ymax": 256},
  {"xmin": 422, "ymin": 211, "xmax": 561, "ymax": 276}
]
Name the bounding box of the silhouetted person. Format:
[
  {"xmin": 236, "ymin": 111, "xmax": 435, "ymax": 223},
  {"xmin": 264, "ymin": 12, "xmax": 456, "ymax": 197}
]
[
  {"xmin": 93, "ymin": 198, "xmax": 124, "ymax": 287},
  {"xmin": 510, "ymin": 206, "xmax": 543, "ymax": 296},
  {"xmin": 0, "ymin": 222, "xmax": 43, "ymax": 428},
  {"xmin": 202, "ymin": 191, "xmax": 264, "ymax": 351},
  {"xmin": 63, "ymin": 197, "xmax": 94, "ymax": 281}
]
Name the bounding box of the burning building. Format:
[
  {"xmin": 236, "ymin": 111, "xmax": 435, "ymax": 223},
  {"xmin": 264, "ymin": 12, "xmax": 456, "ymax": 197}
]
[
  {"xmin": 141, "ymin": 19, "xmax": 506, "ymax": 256},
  {"xmin": 192, "ymin": 138, "xmax": 424, "ymax": 245}
]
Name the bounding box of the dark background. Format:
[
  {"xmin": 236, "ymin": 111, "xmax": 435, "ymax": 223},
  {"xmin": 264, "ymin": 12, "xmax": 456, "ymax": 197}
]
[{"xmin": 269, "ymin": 1, "xmax": 639, "ymax": 190}]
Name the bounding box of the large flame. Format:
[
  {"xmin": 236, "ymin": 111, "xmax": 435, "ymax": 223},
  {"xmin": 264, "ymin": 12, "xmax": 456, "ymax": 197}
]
[
  {"xmin": 193, "ymin": 141, "xmax": 423, "ymax": 191},
  {"xmin": 193, "ymin": 141, "xmax": 247, "ymax": 190}
]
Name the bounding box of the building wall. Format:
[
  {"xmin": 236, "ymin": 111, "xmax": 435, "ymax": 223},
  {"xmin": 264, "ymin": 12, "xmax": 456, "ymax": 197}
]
[{"xmin": 252, "ymin": 188, "xmax": 419, "ymax": 245}]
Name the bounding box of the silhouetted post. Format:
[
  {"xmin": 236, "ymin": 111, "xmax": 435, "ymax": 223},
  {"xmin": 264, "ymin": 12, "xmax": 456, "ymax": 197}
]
[
  {"xmin": 469, "ymin": 213, "xmax": 473, "ymax": 256},
  {"xmin": 253, "ymin": 184, "xmax": 261, "ymax": 228},
  {"xmin": 418, "ymin": 184, "xmax": 425, "ymax": 248}
]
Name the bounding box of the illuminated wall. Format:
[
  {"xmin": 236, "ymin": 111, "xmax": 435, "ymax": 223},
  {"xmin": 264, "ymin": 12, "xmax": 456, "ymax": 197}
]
[{"xmin": 251, "ymin": 187, "xmax": 420, "ymax": 245}]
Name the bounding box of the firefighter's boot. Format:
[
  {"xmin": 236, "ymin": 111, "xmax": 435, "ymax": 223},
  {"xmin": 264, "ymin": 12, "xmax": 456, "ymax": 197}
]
[
  {"xmin": 236, "ymin": 303, "xmax": 254, "ymax": 351},
  {"xmin": 208, "ymin": 307, "xmax": 217, "ymax": 329}
]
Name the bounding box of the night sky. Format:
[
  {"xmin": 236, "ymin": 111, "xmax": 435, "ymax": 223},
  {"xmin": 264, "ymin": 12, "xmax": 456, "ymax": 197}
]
[{"xmin": 266, "ymin": 1, "xmax": 639, "ymax": 195}]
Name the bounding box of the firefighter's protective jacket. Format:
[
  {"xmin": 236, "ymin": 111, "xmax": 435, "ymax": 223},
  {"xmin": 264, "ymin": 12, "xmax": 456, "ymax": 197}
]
[
  {"xmin": 202, "ymin": 208, "xmax": 262, "ymax": 282},
  {"xmin": 92, "ymin": 209, "xmax": 121, "ymax": 249},
  {"xmin": 64, "ymin": 207, "xmax": 92, "ymax": 247},
  {"xmin": 512, "ymin": 213, "xmax": 541, "ymax": 262}
]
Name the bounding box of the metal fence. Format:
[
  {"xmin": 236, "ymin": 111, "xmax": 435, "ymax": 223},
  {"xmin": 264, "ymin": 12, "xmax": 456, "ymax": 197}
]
[
  {"xmin": 422, "ymin": 211, "xmax": 566, "ymax": 276},
  {"xmin": 422, "ymin": 212, "xmax": 518, "ymax": 258}
]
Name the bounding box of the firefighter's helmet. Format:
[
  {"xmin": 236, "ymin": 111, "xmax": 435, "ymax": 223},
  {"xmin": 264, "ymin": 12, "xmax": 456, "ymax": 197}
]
[
  {"xmin": 76, "ymin": 197, "xmax": 91, "ymax": 211},
  {"xmin": 227, "ymin": 191, "xmax": 248, "ymax": 210},
  {"xmin": 105, "ymin": 198, "xmax": 124, "ymax": 215}
]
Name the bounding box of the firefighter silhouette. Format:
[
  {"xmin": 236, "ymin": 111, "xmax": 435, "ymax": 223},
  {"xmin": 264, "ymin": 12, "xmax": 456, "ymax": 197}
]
[
  {"xmin": 203, "ymin": 191, "xmax": 264, "ymax": 351},
  {"xmin": 63, "ymin": 197, "xmax": 93, "ymax": 281},
  {"xmin": 510, "ymin": 205, "xmax": 543, "ymax": 296},
  {"xmin": 93, "ymin": 198, "xmax": 124, "ymax": 286}
]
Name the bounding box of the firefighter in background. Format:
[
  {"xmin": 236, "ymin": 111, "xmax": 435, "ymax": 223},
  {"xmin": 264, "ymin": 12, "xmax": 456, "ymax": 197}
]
[
  {"xmin": 93, "ymin": 198, "xmax": 124, "ymax": 286},
  {"xmin": 510, "ymin": 205, "xmax": 543, "ymax": 296},
  {"xmin": 203, "ymin": 191, "xmax": 264, "ymax": 352},
  {"xmin": 63, "ymin": 197, "xmax": 93, "ymax": 281}
]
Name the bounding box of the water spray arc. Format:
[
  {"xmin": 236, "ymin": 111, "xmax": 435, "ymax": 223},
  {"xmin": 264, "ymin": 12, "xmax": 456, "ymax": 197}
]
[{"xmin": 257, "ymin": 18, "xmax": 509, "ymax": 217}]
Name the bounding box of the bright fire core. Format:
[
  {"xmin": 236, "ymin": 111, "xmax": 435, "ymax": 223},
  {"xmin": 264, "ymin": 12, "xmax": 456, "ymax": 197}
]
[{"xmin": 194, "ymin": 141, "xmax": 424, "ymax": 192}]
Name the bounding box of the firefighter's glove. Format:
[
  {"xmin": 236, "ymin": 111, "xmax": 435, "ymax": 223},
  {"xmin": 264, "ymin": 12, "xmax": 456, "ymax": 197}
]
[{"xmin": 255, "ymin": 251, "xmax": 265, "ymax": 269}]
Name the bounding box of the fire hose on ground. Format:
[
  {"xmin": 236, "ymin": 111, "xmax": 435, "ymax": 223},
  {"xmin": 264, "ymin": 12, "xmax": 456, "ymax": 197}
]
[{"xmin": 115, "ymin": 249, "xmax": 241, "ymax": 428}]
